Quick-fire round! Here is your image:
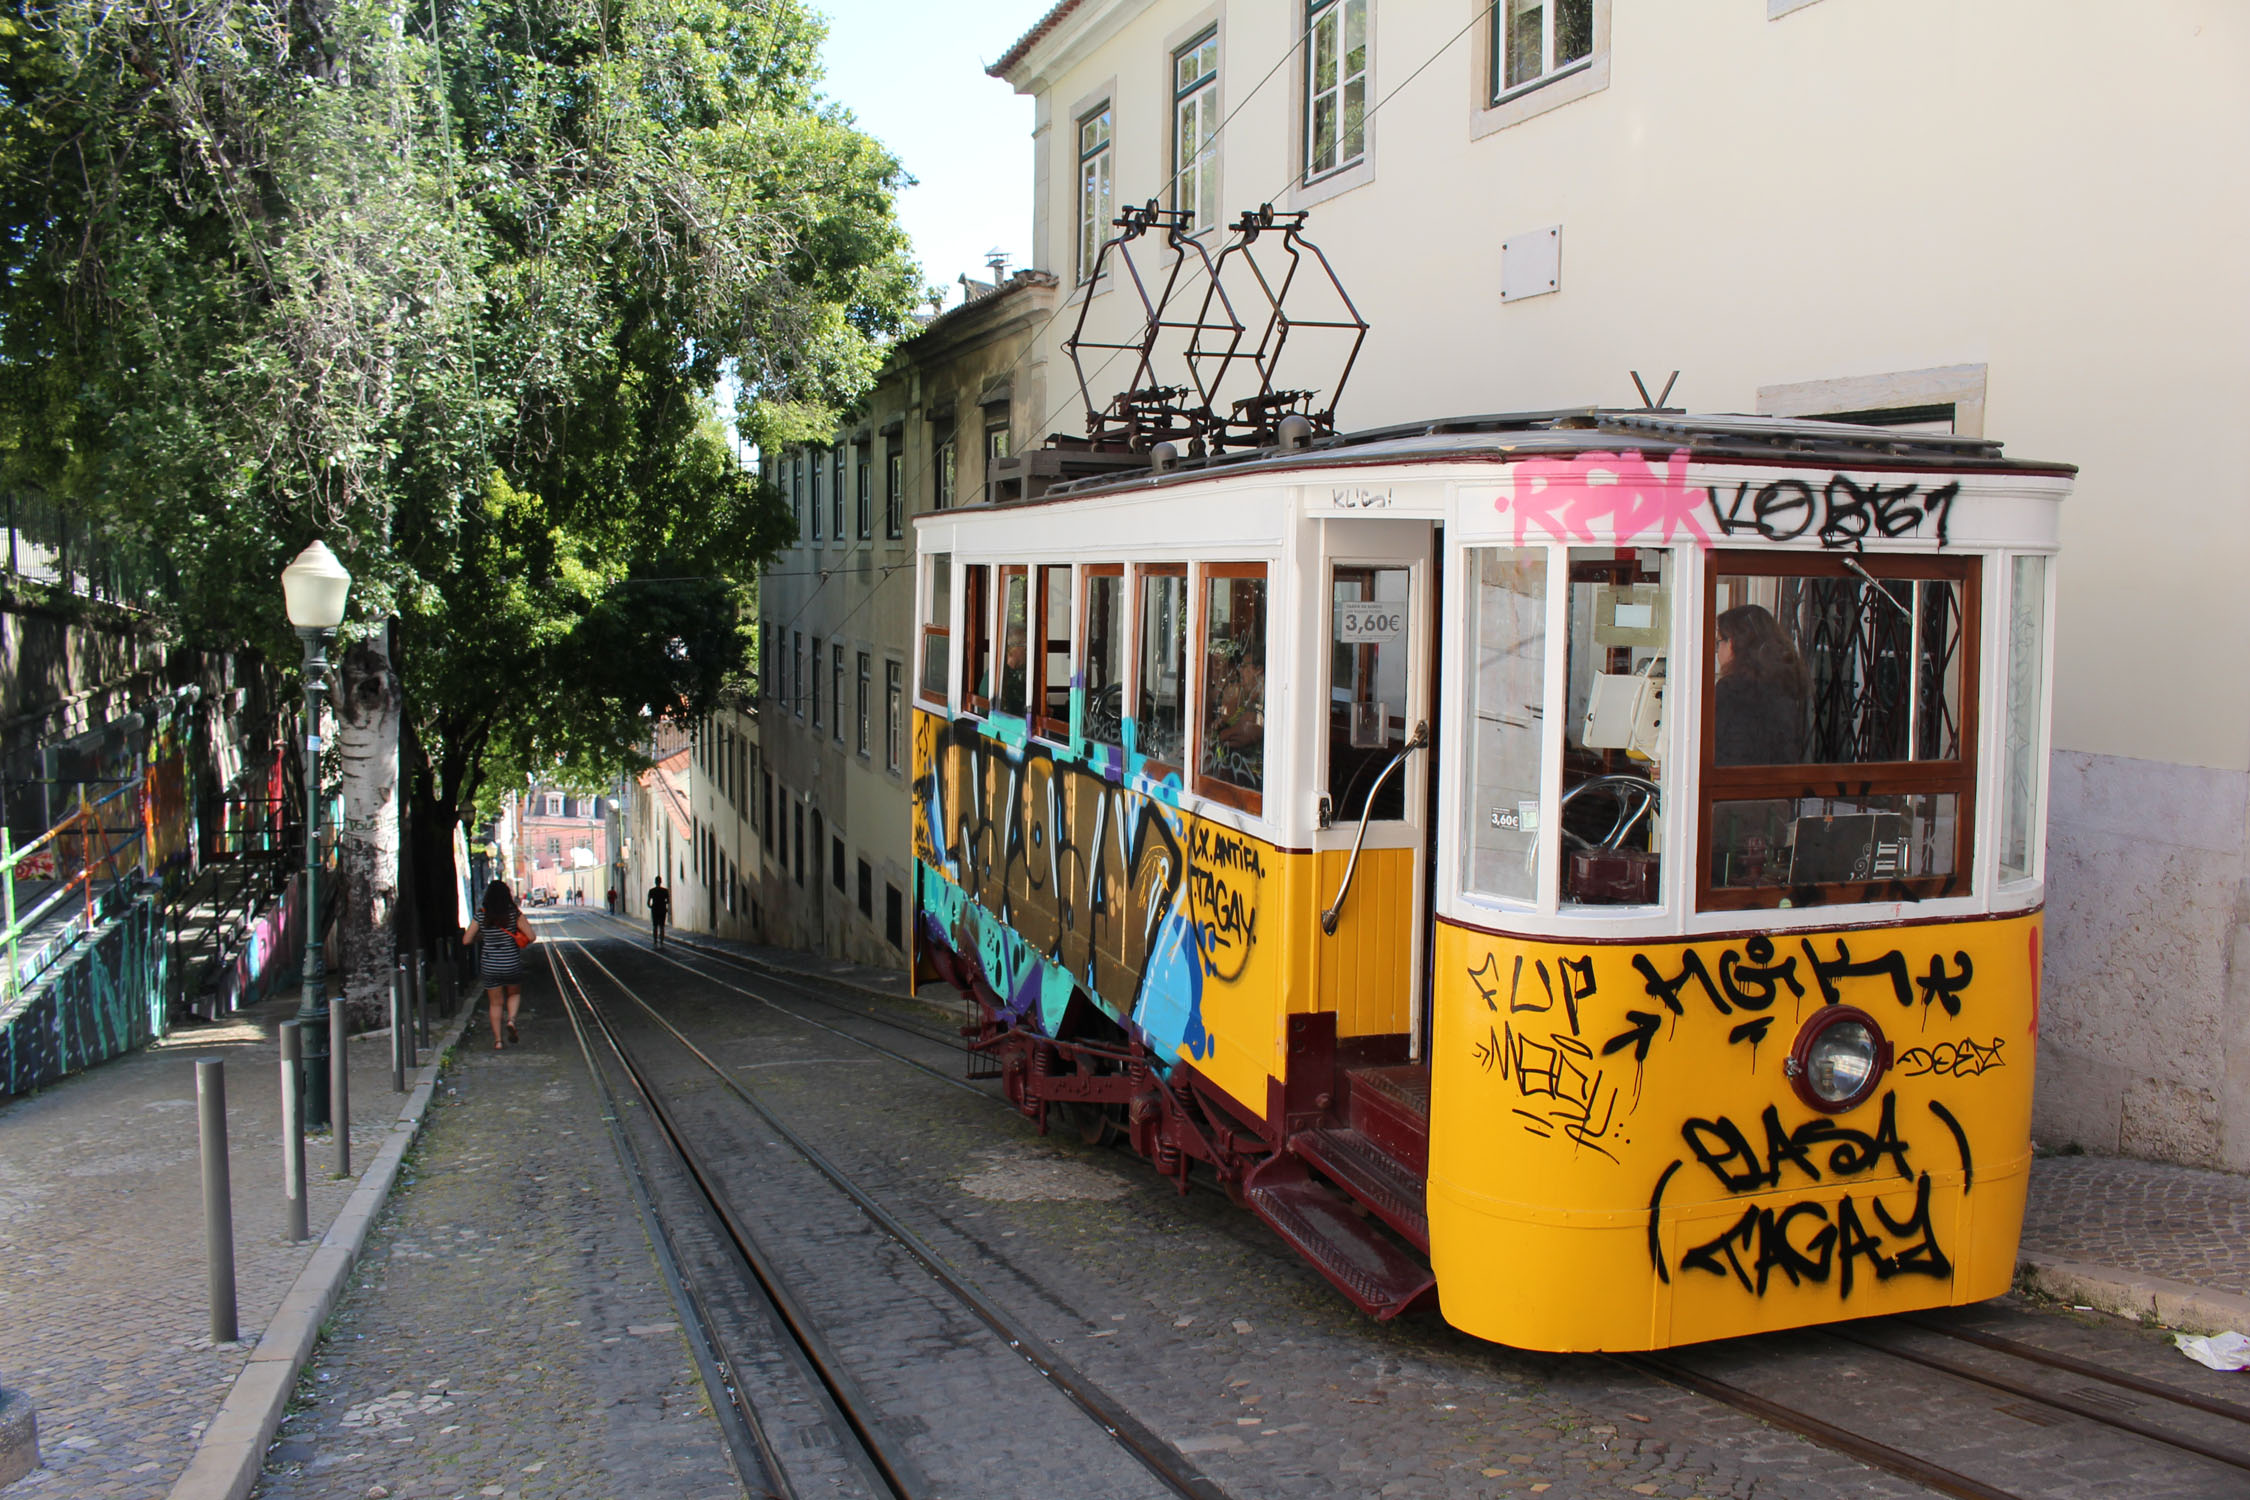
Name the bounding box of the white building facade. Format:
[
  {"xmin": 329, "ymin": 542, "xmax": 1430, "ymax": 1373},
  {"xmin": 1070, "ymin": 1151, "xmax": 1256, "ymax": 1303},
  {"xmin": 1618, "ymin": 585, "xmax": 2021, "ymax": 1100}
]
[{"xmin": 994, "ymin": 0, "xmax": 2250, "ymax": 1170}]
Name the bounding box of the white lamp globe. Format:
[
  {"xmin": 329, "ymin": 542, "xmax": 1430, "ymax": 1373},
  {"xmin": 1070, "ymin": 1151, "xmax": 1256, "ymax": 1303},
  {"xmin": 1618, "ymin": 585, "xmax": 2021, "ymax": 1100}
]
[{"xmin": 281, "ymin": 540, "xmax": 352, "ymax": 629}]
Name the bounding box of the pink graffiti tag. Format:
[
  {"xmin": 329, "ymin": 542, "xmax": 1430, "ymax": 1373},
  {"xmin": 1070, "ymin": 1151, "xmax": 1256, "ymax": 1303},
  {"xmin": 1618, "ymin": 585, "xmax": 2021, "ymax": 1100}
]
[{"xmin": 1495, "ymin": 450, "xmax": 1711, "ymax": 547}]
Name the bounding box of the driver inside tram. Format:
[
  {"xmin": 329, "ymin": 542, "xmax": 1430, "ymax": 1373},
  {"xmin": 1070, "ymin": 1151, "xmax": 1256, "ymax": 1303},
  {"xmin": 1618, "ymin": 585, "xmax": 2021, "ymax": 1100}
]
[{"xmin": 1712, "ymin": 604, "xmax": 1810, "ymax": 766}]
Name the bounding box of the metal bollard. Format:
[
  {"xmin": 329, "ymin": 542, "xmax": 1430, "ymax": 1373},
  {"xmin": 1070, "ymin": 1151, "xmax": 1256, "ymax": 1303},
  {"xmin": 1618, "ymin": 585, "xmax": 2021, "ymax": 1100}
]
[
  {"xmin": 390, "ymin": 969, "xmax": 407, "ymax": 1094},
  {"xmin": 196, "ymin": 1058, "xmax": 238, "ymax": 1344},
  {"xmin": 397, "ymin": 960, "xmax": 416, "ymax": 1072},
  {"xmin": 330, "ymin": 994, "xmax": 351, "ymax": 1178},
  {"xmin": 412, "ymin": 952, "xmax": 428, "ymax": 1051},
  {"xmin": 279, "ymin": 1021, "xmax": 308, "ymax": 1242}
]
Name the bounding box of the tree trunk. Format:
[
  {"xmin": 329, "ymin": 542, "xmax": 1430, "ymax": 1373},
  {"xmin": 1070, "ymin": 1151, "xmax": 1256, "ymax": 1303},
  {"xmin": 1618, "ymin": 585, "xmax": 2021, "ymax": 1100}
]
[{"xmin": 336, "ymin": 624, "xmax": 403, "ymax": 1030}]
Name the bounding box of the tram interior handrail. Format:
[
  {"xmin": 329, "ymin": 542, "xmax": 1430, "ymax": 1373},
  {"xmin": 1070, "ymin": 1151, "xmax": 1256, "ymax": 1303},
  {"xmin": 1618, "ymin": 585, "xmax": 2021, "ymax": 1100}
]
[{"xmin": 1320, "ymin": 721, "xmax": 1428, "ymax": 937}]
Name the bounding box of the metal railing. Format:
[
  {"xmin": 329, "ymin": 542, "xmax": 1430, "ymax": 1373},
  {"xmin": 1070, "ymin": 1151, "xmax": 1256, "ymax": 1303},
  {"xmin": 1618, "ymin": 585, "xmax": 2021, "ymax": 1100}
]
[
  {"xmin": 2, "ymin": 778, "xmax": 151, "ymax": 1003},
  {"xmin": 3, "ymin": 491, "xmax": 169, "ymax": 608}
]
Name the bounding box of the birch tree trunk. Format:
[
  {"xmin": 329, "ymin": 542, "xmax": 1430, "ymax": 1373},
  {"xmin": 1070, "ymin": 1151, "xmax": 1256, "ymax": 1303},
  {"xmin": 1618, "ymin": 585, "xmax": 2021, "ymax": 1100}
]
[{"xmin": 337, "ymin": 625, "xmax": 403, "ymax": 1029}]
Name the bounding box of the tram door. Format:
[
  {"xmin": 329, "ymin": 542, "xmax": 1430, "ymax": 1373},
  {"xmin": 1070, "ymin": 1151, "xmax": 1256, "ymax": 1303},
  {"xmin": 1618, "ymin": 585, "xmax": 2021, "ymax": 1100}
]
[{"xmin": 1314, "ymin": 520, "xmax": 1437, "ymax": 1060}]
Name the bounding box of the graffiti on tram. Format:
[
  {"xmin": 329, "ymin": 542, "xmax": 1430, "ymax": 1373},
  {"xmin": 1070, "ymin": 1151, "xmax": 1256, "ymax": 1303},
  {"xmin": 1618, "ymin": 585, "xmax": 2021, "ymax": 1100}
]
[
  {"xmin": 912, "ymin": 709, "xmax": 1272, "ymax": 1068},
  {"xmin": 1458, "ymin": 920, "xmax": 2027, "ymax": 1299}
]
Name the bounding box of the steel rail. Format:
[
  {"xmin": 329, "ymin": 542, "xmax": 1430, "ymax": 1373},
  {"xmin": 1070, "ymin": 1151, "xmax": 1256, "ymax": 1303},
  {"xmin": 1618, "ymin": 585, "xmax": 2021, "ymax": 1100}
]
[
  {"xmin": 1902, "ymin": 1314, "xmax": 2250, "ymax": 1426},
  {"xmin": 1830, "ymin": 1326, "xmax": 2250, "ymax": 1474},
  {"xmin": 557, "ymin": 935, "xmax": 1235, "ymax": 1500},
  {"xmin": 542, "ymin": 943, "xmax": 801, "ymax": 1500},
  {"xmin": 1616, "ymin": 1352, "xmax": 2024, "ymax": 1500},
  {"xmin": 548, "ymin": 943, "xmax": 928, "ymax": 1500},
  {"xmin": 585, "ymin": 910, "xmax": 965, "ymax": 1051},
  {"xmin": 570, "ymin": 915, "xmax": 989, "ymax": 1100}
]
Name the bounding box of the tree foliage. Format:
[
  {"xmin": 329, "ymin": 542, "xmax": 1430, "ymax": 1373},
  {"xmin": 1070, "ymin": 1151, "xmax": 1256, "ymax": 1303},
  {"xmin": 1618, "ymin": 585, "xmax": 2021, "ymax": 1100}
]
[{"xmin": 0, "ymin": 0, "xmax": 921, "ymax": 816}]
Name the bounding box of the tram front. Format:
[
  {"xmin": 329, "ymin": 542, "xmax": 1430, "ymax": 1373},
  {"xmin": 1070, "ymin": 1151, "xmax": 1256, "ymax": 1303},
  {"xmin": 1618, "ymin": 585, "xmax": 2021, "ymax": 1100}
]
[{"xmin": 1424, "ymin": 420, "xmax": 2071, "ymax": 1351}]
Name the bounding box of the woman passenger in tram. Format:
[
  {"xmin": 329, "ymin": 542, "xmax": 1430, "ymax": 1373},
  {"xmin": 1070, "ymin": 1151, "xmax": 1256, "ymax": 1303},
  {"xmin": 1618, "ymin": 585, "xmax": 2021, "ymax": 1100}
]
[{"xmin": 1712, "ymin": 604, "xmax": 1810, "ymax": 766}]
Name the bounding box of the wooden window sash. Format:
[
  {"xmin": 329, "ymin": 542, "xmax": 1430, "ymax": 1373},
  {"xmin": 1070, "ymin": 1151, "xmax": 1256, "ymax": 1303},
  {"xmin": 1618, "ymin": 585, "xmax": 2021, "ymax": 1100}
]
[
  {"xmin": 1134, "ymin": 563, "xmax": 1189, "ymax": 778},
  {"xmin": 1034, "ymin": 564, "xmax": 1073, "ymax": 743},
  {"xmin": 1079, "ymin": 564, "xmax": 1125, "ymax": 750},
  {"xmin": 1696, "ymin": 550, "xmax": 1981, "ymax": 913},
  {"xmin": 1194, "ymin": 562, "xmax": 1266, "ymax": 816},
  {"xmin": 963, "ymin": 564, "xmax": 993, "ymax": 716}
]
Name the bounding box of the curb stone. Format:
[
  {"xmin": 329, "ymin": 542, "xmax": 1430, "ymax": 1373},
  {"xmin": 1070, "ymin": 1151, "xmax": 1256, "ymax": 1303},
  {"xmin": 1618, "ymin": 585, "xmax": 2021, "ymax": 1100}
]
[
  {"xmin": 163, "ymin": 999, "xmax": 477, "ymax": 1500},
  {"xmin": 0, "ymin": 1385, "xmax": 37, "ymax": 1488},
  {"xmin": 2018, "ymin": 1256, "xmax": 2250, "ymax": 1336}
]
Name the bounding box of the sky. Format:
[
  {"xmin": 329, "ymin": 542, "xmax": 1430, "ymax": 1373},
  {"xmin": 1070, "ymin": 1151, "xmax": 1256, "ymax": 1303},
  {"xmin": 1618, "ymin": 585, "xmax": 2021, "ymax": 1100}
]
[{"xmin": 814, "ymin": 0, "xmax": 1061, "ymax": 310}]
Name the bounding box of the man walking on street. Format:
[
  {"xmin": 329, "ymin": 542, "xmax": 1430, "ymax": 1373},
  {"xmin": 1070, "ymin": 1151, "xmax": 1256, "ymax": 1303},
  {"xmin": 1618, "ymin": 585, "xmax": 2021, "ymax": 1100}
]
[{"xmin": 647, "ymin": 878, "xmax": 671, "ymax": 949}]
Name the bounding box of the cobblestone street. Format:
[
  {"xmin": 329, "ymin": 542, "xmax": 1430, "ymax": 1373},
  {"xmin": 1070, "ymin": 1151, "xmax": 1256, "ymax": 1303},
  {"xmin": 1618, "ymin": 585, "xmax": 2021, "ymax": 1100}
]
[{"xmin": 252, "ymin": 982, "xmax": 740, "ymax": 1500}]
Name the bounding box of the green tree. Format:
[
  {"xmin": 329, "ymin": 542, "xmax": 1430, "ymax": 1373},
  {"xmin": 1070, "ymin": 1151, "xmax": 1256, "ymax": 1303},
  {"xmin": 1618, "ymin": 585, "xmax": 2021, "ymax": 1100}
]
[{"xmin": 0, "ymin": 0, "xmax": 920, "ymax": 1013}]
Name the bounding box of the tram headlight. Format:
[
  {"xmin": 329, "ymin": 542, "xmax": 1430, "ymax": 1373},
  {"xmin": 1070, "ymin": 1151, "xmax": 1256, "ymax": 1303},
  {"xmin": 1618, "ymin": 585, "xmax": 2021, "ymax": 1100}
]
[{"xmin": 1785, "ymin": 1006, "xmax": 1890, "ymax": 1113}]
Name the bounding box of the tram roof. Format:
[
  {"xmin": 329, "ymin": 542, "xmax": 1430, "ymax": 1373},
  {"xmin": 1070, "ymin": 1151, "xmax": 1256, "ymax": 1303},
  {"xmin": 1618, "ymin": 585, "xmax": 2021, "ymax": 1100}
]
[{"xmin": 996, "ymin": 409, "xmax": 2077, "ymax": 511}]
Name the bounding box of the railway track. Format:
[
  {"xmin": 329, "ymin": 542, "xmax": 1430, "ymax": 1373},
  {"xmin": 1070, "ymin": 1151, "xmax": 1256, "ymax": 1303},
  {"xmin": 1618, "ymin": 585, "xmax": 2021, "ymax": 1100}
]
[
  {"xmin": 549, "ymin": 915, "xmax": 2250, "ymax": 1498},
  {"xmin": 1627, "ymin": 1309, "xmax": 2250, "ymax": 1500},
  {"xmin": 544, "ymin": 929, "xmax": 1232, "ymax": 1500}
]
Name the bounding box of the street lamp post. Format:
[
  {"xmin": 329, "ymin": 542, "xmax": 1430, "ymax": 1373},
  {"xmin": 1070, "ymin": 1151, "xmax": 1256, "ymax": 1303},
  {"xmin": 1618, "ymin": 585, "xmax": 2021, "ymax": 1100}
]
[{"xmin": 281, "ymin": 540, "xmax": 351, "ymax": 1130}]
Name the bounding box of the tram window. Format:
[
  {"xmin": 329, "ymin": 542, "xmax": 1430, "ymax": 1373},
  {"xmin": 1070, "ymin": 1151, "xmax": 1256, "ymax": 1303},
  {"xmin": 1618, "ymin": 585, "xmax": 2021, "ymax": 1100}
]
[
  {"xmin": 1034, "ymin": 565, "xmax": 1072, "ymax": 741},
  {"xmin": 1329, "ymin": 565, "xmax": 1411, "ymax": 821},
  {"xmin": 1082, "ymin": 565, "xmax": 1125, "ymax": 748},
  {"xmin": 963, "ymin": 564, "xmax": 993, "ymax": 714},
  {"xmin": 1560, "ymin": 548, "xmax": 1671, "ymax": 908},
  {"xmin": 1197, "ymin": 565, "xmax": 1267, "ymax": 812},
  {"xmin": 1461, "ymin": 547, "xmax": 1547, "ymax": 902},
  {"xmin": 919, "ymin": 553, "xmax": 952, "ymax": 705},
  {"xmin": 1136, "ymin": 564, "xmax": 1189, "ymax": 771},
  {"xmin": 995, "ymin": 566, "xmax": 1031, "ymax": 717},
  {"xmin": 1703, "ymin": 552, "xmax": 1980, "ymax": 909},
  {"xmin": 1998, "ymin": 555, "xmax": 2047, "ymax": 885}
]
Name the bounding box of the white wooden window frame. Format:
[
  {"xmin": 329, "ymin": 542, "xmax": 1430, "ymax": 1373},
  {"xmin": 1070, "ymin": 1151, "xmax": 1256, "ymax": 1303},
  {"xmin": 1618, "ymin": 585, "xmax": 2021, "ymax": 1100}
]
[{"xmin": 1172, "ymin": 28, "xmax": 1220, "ymax": 234}]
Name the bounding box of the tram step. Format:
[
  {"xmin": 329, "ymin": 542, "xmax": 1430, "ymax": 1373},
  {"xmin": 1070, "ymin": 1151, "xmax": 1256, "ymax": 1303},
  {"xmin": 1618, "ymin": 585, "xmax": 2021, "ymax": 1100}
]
[
  {"xmin": 1290, "ymin": 1126, "xmax": 1430, "ymax": 1252},
  {"xmin": 1244, "ymin": 1157, "xmax": 1435, "ymax": 1321},
  {"xmin": 1344, "ymin": 1064, "xmax": 1430, "ymax": 1178}
]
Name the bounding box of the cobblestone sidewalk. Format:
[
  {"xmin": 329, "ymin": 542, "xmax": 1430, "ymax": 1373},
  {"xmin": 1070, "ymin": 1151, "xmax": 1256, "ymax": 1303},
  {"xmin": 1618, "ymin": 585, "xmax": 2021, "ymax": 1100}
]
[
  {"xmin": 0, "ymin": 993, "xmax": 445, "ymax": 1499},
  {"xmin": 251, "ymin": 968, "xmax": 742, "ymax": 1500},
  {"xmin": 2023, "ymin": 1153, "xmax": 2250, "ymax": 1298}
]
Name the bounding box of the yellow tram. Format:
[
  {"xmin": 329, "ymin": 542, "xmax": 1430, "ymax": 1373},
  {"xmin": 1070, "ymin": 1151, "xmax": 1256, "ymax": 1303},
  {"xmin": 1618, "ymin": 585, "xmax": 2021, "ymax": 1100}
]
[{"xmin": 909, "ymin": 410, "xmax": 2068, "ymax": 1351}]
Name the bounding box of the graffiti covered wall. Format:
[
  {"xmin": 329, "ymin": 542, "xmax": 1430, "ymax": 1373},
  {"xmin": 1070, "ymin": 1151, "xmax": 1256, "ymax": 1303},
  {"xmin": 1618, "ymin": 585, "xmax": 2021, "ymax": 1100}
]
[
  {"xmin": 913, "ymin": 708, "xmax": 1300, "ymax": 1115},
  {"xmin": 0, "ymin": 895, "xmax": 169, "ymax": 1097},
  {"xmin": 1426, "ymin": 913, "xmax": 2038, "ymax": 1351}
]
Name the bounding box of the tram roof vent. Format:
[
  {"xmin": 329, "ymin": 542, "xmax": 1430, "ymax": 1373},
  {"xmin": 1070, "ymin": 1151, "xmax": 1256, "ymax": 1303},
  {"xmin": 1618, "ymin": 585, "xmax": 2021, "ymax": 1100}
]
[{"xmin": 1060, "ymin": 202, "xmax": 1367, "ymax": 461}]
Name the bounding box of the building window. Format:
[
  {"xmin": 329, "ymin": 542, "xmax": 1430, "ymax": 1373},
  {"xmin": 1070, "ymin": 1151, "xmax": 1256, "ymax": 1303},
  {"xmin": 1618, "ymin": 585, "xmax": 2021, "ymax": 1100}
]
[
  {"xmin": 832, "ymin": 643, "xmax": 846, "ymax": 744},
  {"xmin": 886, "ymin": 660, "xmax": 904, "ymax": 771},
  {"xmin": 1496, "ymin": 0, "xmax": 1592, "ymax": 100},
  {"xmin": 819, "ymin": 452, "xmax": 837, "ymax": 546},
  {"xmin": 856, "ymin": 454, "xmax": 872, "ymax": 539},
  {"xmin": 546, "ymin": 795, "xmax": 562, "ymax": 815},
  {"xmin": 1173, "ymin": 30, "xmax": 1220, "ymax": 232},
  {"xmin": 885, "ymin": 883, "xmax": 903, "ymax": 949},
  {"xmin": 985, "ymin": 423, "xmax": 1011, "ymax": 500},
  {"xmin": 885, "ymin": 448, "xmax": 904, "ymax": 537},
  {"xmin": 831, "ymin": 835, "xmax": 846, "ymax": 894},
  {"xmin": 547, "ymin": 836, "xmax": 561, "ymax": 859},
  {"xmin": 857, "ymin": 652, "xmax": 872, "ymax": 757},
  {"xmin": 791, "ymin": 454, "xmax": 804, "ymax": 541},
  {"xmin": 793, "ymin": 803, "xmax": 805, "ymax": 886},
  {"xmin": 832, "ymin": 449, "xmax": 846, "ymax": 538},
  {"xmin": 811, "ymin": 634, "xmax": 823, "ymax": 727},
  {"xmin": 1078, "ymin": 103, "xmax": 1113, "ymax": 282},
  {"xmin": 857, "ymin": 859, "xmax": 873, "ymax": 918},
  {"xmin": 935, "ymin": 436, "xmax": 956, "ymax": 510},
  {"xmin": 1305, "ymin": 0, "xmax": 1368, "ymax": 182}
]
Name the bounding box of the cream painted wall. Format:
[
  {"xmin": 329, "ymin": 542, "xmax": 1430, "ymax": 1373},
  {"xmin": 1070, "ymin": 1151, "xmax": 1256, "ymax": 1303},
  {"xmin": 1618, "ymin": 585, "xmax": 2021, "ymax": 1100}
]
[{"xmin": 1012, "ymin": 0, "xmax": 2250, "ymax": 770}]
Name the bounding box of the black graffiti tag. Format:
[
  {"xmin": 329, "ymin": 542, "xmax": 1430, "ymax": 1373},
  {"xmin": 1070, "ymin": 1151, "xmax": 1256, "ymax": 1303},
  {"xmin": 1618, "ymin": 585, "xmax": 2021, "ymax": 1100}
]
[
  {"xmin": 1678, "ymin": 1171, "xmax": 1952, "ymax": 1298},
  {"xmin": 1706, "ymin": 475, "xmax": 1959, "ymax": 551},
  {"xmin": 1681, "ymin": 1091, "xmax": 1914, "ymax": 1194}
]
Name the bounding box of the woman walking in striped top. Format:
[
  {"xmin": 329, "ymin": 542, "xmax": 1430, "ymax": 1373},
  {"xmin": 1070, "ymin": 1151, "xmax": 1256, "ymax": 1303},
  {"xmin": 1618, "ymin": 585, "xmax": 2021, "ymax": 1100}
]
[{"xmin": 462, "ymin": 880, "xmax": 533, "ymax": 1051}]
